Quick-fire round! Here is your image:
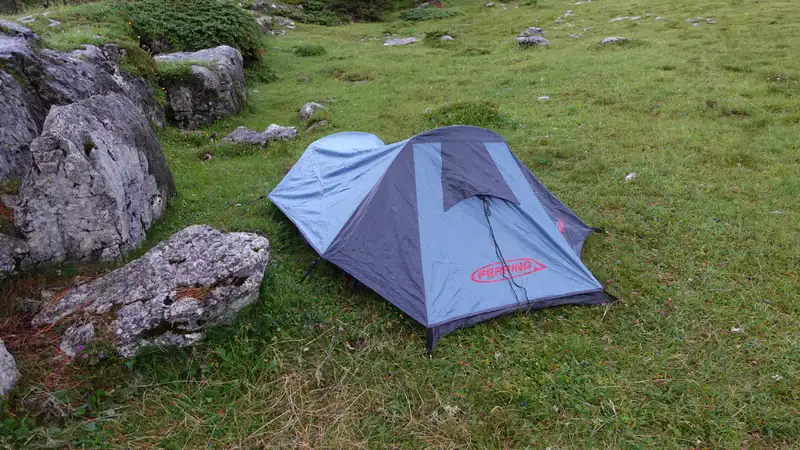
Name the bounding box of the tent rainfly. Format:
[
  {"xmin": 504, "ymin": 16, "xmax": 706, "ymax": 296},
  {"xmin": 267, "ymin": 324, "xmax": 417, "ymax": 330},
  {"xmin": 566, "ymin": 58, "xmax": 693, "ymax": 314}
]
[{"xmin": 270, "ymin": 126, "xmax": 613, "ymax": 350}]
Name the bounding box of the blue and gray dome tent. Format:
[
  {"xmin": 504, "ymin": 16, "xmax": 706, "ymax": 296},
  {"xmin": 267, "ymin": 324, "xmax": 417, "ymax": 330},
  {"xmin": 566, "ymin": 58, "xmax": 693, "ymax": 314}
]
[{"xmin": 270, "ymin": 126, "xmax": 612, "ymax": 350}]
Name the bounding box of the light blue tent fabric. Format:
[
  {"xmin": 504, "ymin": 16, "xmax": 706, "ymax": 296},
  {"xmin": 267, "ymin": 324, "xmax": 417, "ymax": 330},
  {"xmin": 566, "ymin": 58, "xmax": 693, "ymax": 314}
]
[{"xmin": 269, "ymin": 126, "xmax": 611, "ymax": 350}]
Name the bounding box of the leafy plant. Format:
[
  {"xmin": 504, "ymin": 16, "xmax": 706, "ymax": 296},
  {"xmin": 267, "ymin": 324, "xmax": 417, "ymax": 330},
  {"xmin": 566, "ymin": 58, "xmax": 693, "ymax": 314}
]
[
  {"xmin": 294, "ymin": 44, "xmax": 327, "ymax": 57},
  {"xmin": 422, "ymin": 101, "xmax": 520, "ymax": 129},
  {"xmin": 117, "ymin": 0, "xmax": 263, "ymax": 65}
]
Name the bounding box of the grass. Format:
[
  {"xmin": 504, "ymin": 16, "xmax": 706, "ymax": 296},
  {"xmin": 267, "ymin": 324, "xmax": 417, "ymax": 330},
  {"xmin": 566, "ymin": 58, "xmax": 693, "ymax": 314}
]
[{"xmin": 2, "ymin": 0, "xmax": 800, "ymax": 448}]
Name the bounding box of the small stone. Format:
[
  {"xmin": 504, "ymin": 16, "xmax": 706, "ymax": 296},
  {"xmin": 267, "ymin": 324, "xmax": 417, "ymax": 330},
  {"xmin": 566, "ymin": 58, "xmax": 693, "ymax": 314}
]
[
  {"xmin": 439, "ymin": 35, "xmax": 454, "ymax": 41},
  {"xmin": 624, "ymin": 172, "xmax": 638, "ymax": 181},
  {"xmin": 568, "ymin": 34, "xmax": 582, "ymax": 38},
  {"xmin": 692, "ymin": 22, "xmax": 700, "ymax": 27},
  {"xmin": 486, "ymin": 2, "xmax": 494, "ymax": 6},
  {"xmin": 609, "ymin": 16, "xmax": 629, "ymax": 22},
  {"xmin": 203, "ymin": 153, "xmax": 213, "ymax": 161},
  {"xmin": 384, "ymin": 37, "xmax": 418, "ymax": 46},
  {"xmin": 730, "ymin": 326, "xmax": 744, "ymax": 333},
  {"xmin": 631, "ymin": 16, "xmax": 641, "ymax": 21},
  {"xmin": 538, "ymin": 96, "xmax": 550, "ymax": 102},
  {"xmin": 654, "ymin": 16, "xmax": 663, "ymax": 21},
  {"xmin": 515, "ymin": 35, "xmax": 551, "ymax": 47},
  {"xmin": 299, "ymin": 102, "xmax": 325, "ymax": 120},
  {"xmin": 519, "ymin": 27, "xmax": 544, "ymax": 37},
  {"xmin": 59, "ymin": 323, "xmax": 95, "ymax": 358},
  {"xmin": 597, "ymin": 36, "xmax": 631, "ymax": 46},
  {"xmin": 263, "ymin": 124, "xmax": 298, "ymax": 141},
  {"xmin": 772, "ymin": 374, "xmax": 783, "ymax": 381},
  {"xmin": 222, "ymin": 126, "xmax": 271, "ymax": 146},
  {"xmin": 306, "ymin": 120, "xmax": 328, "ymax": 134}
]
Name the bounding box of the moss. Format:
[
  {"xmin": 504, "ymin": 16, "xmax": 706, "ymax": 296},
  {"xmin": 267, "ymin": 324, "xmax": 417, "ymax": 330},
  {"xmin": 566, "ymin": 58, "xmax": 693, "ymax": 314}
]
[{"xmin": 294, "ymin": 44, "xmax": 327, "ymax": 57}]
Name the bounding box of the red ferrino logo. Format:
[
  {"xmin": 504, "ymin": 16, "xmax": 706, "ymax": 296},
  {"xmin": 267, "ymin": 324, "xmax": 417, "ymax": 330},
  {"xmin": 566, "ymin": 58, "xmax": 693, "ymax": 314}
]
[{"xmin": 470, "ymin": 258, "xmax": 546, "ymax": 283}]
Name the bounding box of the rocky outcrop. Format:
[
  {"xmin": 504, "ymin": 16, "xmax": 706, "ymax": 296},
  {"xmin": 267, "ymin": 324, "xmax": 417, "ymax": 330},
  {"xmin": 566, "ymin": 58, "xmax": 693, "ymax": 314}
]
[
  {"xmin": 0, "ymin": 339, "xmax": 20, "ymax": 397},
  {"xmin": 0, "ymin": 233, "xmax": 28, "ymax": 279},
  {"xmin": 384, "ymin": 37, "xmax": 418, "ymax": 46},
  {"xmin": 59, "ymin": 323, "xmax": 95, "ymax": 358},
  {"xmin": 255, "ymin": 16, "xmax": 296, "ymax": 36},
  {"xmin": 1, "ymin": 22, "xmax": 164, "ymax": 181},
  {"xmin": 221, "ymin": 124, "xmax": 297, "ymax": 146},
  {"xmin": 0, "ymin": 70, "xmax": 40, "ymax": 180},
  {"xmin": 155, "ymin": 46, "xmax": 246, "ymax": 129},
  {"xmin": 32, "ymin": 225, "xmax": 270, "ymax": 357},
  {"xmin": 12, "ymin": 93, "xmax": 176, "ymax": 265},
  {"xmin": 251, "ymin": 1, "xmax": 303, "ymax": 13}
]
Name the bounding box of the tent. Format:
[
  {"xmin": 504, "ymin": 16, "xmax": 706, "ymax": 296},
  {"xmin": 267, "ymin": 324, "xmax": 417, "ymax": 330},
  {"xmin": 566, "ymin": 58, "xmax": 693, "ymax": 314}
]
[{"xmin": 269, "ymin": 126, "xmax": 612, "ymax": 350}]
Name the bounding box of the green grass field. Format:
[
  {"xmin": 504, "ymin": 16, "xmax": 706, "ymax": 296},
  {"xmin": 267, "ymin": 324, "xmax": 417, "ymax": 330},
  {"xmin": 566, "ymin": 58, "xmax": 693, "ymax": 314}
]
[{"xmin": 2, "ymin": 0, "xmax": 800, "ymax": 448}]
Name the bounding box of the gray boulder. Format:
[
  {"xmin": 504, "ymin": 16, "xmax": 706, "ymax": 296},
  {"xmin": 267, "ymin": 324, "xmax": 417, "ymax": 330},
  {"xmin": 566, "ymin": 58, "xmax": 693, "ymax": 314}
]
[
  {"xmin": 155, "ymin": 46, "xmax": 246, "ymax": 129},
  {"xmin": 299, "ymin": 101, "xmax": 325, "ymax": 120},
  {"xmin": 384, "ymin": 37, "xmax": 419, "ymax": 46},
  {"xmin": 1, "ymin": 25, "xmax": 165, "ymax": 180},
  {"xmin": 13, "ymin": 93, "xmax": 176, "ymax": 265},
  {"xmin": 0, "ymin": 339, "xmax": 20, "ymax": 397},
  {"xmin": 255, "ymin": 16, "xmax": 296, "ymax": 36},
  {"xmin": 0, "ymin": 233, "xmax": 28, "ymax": 280},
  {"xmin": 439, "ymin": 35, "xmax": 455, "ymax": 41},
  {"xmin": 597, "ymin": 36, "xmax": 631, "ymax": 46},
  {"xmin": 519, "ymin": 27, "xmax": 544, "ymax": 36},
  {"xmin": 222, "ymin": 124, "xmax": 298, "ymax": 146},
  {"xmin": 32, "ymin": 225, "xmax": 270, "ymax": 357},
  {"xmin": 515, "ymin": 35, "xmax": 550, "ymax": 47},
  {"xmin": 0, "ymin": 70, "xmax": 40, "ymax": 180}
]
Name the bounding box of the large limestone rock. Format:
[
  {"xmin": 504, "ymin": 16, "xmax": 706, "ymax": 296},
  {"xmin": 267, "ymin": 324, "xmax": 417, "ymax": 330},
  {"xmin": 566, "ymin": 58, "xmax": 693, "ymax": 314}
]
[
  {"xmin": 0, "ymin": 70, "xmax": 40, "ymax": 180},
  {"xmin": 12, "ymin": 93, "xmax": 176, "ymax": 265},
  {"xmin": 1, "ymin": 22, "xmax": 164, "ymax": 181},
  {"xmin": 0, "ymin": 233, "xmax": 28, "ymax": 280},
  {"xmin": 155, "ymin": 46, "xmax": 246, "ymax": 129},
  {"xmin": 221, "ymin": 124, "xmax": 297, "ymax": 146},
  {"xmin": 32, "ymin": 225, "xmax": 270, "ymax": 357},
  {"xmin": 0, "ymin": 339, "xmax": 20, "ymax": 397}
]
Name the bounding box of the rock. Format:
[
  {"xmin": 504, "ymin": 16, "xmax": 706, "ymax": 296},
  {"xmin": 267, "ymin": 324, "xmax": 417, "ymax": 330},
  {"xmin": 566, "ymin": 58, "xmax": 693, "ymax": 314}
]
[
  {"xmin": 537, "ymin": 96, "xmax": 550, "ymax": 102},
  {"xmin": 13, "ymin": 93, "xmax": 176, "ymax": 265},
  {"xmin": 0, "ymin": 233, "xmax": 28, "ymax": 280},
  {"xmin": 21, "ymin": 392, "xmax": 69, "ymax": 422},
  {"xmin": 251, "ymin": 1, "xmax": 303, "ymax": 13},
  {"xmin": 597, "ymin": 36, "xmax": 631, "ymax": 46},
  {"xmin": 255, "ymin": 15, "xmax": 296, "ymax": 36},
  {"xmin": 222, "ymin": 126, "xmax": 271, "ymax": 146},
  {"xmin": 1, "ymin": 33, "xmax": 165, "ymax": 179},
  {"xmin": 486, "ymin": 2, "xmax": 494, "ymax": 6},
  {"xmin": 568, "ymin": 34, "xmax": 582, "ymax": 38},
  {"xmin": 222, "ymin": 124, "xmax": 297, "ymax": 146},
  {"xmin": 609, "ymin": 16, "xmax": 629, "ymax": 22},
  {"xmin": 0, "ymin": 70, "xmax": 40, "ymax": 180},
  {"xmin": 299, "ymin": 102, "xmax": 325, "ymax": 120},
  {"xmin": 32, "ymin": 225, "xmax": 270, "ymax": 357},
  {"xmin": 630, "ymin": 16, "xmax": 641, "ymax": 21},
  {"xmin": 519, "ymin": 27, "xmax": 544, "ymax": 36},
  {"xmin": 515, "ymin": 35, "xmax": 550, "ymax": 47},
  {"xmin": 654, "ymin": 16, "xmax": 663, "ymax": 21},
  {"xmin": 0, "ymin": 19, "xmax": 38, "ymax": 40},
  {"xmin": 0, "ymin": 339, "xmax": 20, "ymax": 397},
  {"xmin": 384, "ymin": 37, "xmax": 418, "ymax": 46},
  {"xmin": 263, "ymin": 124, "xmax": 298, "ymax": 140},
  {"xmin": 574, "ymin": 0, "xmax": 591, "ymax": 4},
  {"xmin": 624, "ymin": 172, "xmax": 637, "ymax": 181},
  {"xmin": 59, "ymin": 323, "xmax": 95, "ymax": 358},
  {"xmin": 155, "ymin": 46, "xmax": 246, "ymax": 129},
  {"xmin": 439, "ymin": 35, "xmax": 455, "ymax": 41},
  {"xmin": 305, "ymin": 120, "xmax": 328, "ymax": 134}
]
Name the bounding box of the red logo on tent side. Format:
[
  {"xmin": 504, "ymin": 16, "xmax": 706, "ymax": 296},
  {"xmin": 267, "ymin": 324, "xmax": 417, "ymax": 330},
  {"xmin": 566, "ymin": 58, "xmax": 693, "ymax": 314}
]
[
  {"xmin": 470, "ymin": 258, "xmax": 546, "ymax": 284},
  {"xmin": 557, "ymin": 218, "xmax": 565, "ymax": 234}
]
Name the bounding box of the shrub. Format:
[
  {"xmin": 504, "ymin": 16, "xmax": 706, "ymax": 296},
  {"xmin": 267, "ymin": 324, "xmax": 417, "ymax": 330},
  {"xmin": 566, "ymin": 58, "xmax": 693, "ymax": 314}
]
[
  {"xmin": 294, "ymin": 44, "xmax": 327, "ymax": 57},
  {"xmin": 399, "ymin": 7, "xmax": 459, "ymax": 21},
  {"xmin": 117, "ymin": 0, "xmax": 263, "ymax": 65},
  {"xmin": 328, "ymin": 0, "xmax": 393, "ymax": 22},
  {"xmin": 423, "ymin": 101, "xmax": 520, "ymax": 129}
]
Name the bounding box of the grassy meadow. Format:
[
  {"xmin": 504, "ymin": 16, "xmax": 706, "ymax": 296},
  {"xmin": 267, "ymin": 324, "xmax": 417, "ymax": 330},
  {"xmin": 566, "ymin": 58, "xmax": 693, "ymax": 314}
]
[{"xmin": 2, "ymin": 0, "xmax": 800, "ymax": 448}]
